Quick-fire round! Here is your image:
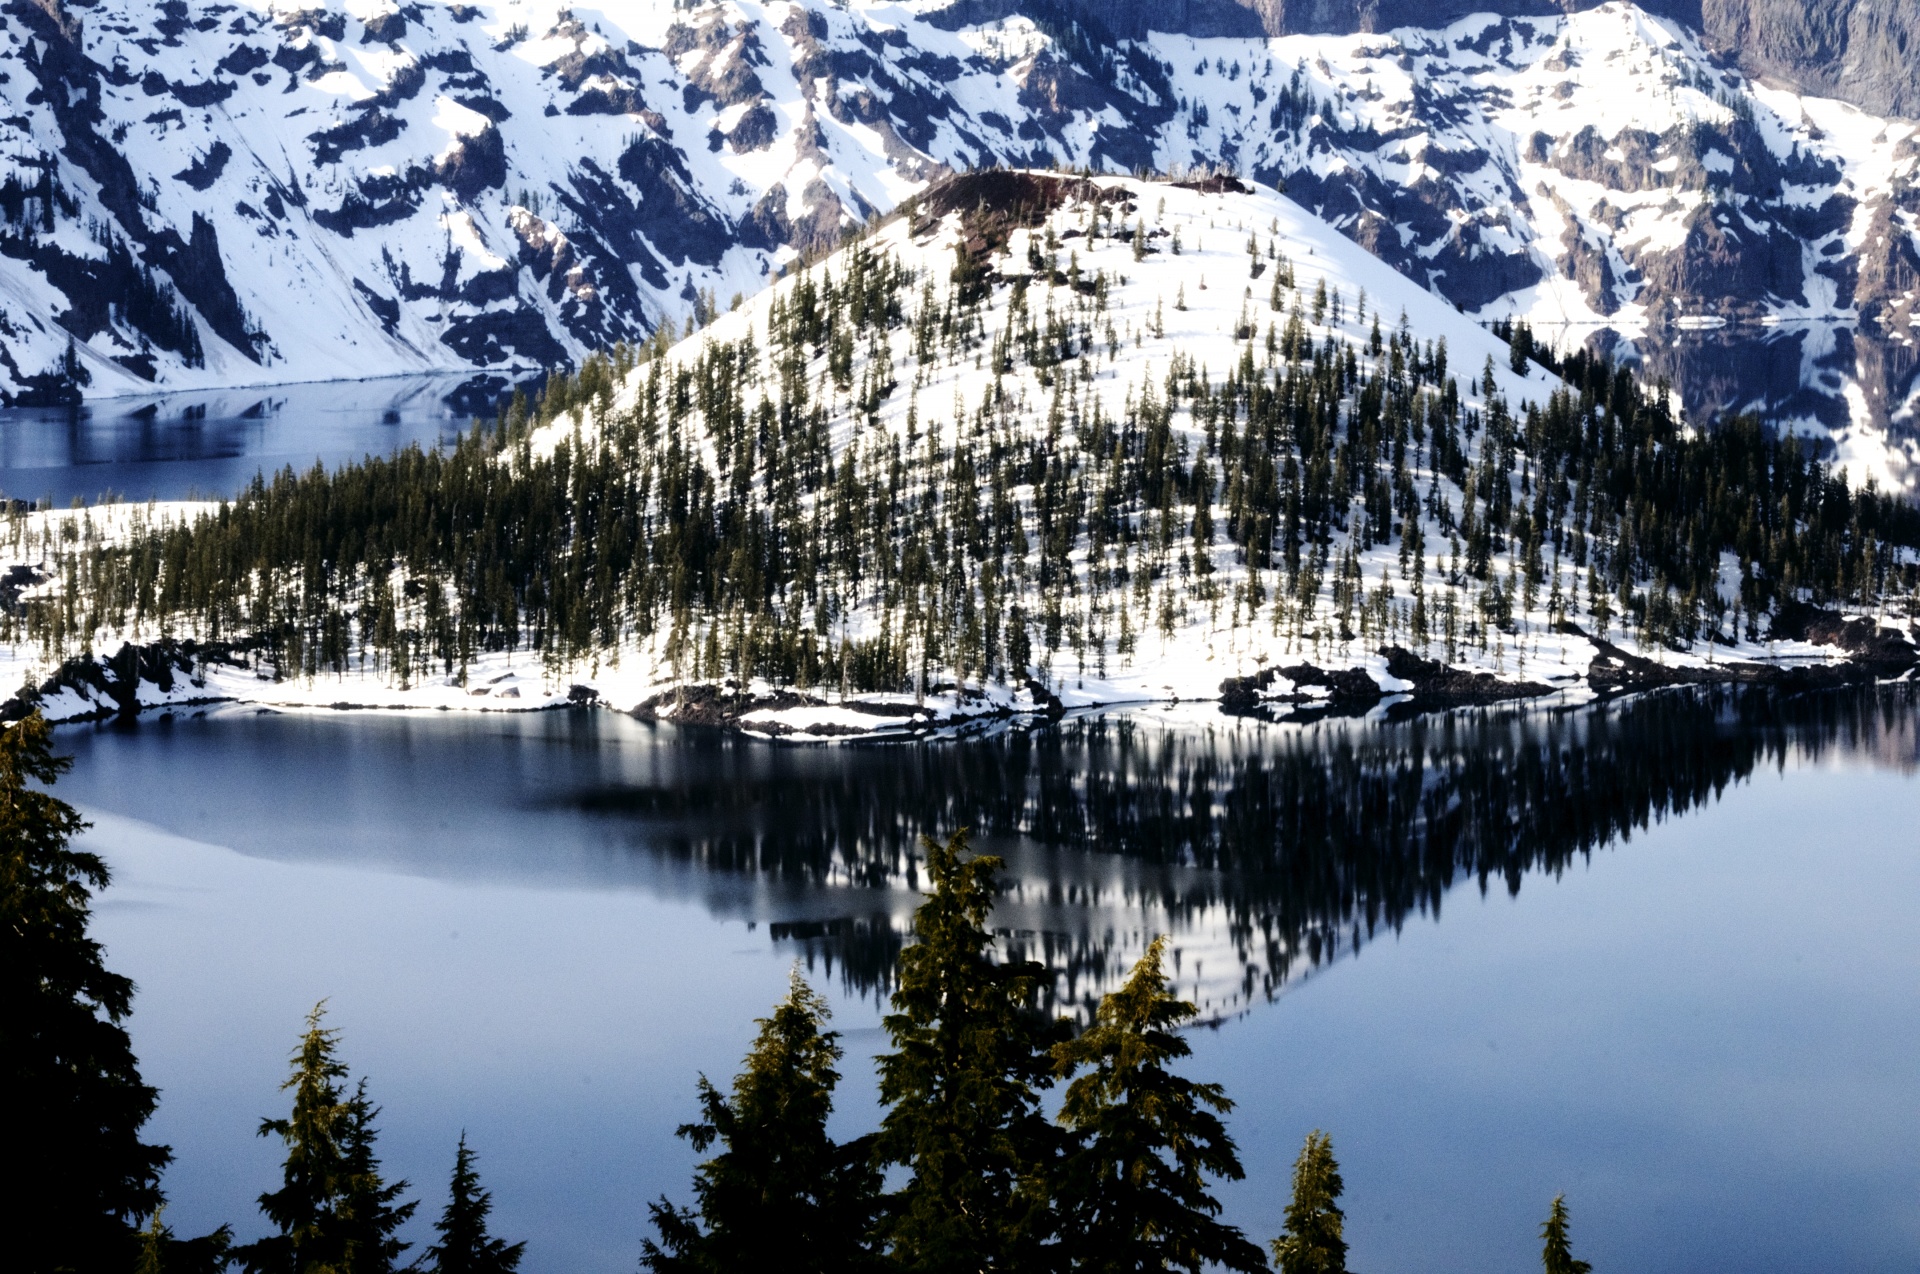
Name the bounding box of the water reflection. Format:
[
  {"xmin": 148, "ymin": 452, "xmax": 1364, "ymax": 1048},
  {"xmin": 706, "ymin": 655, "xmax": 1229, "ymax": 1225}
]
[
  {"xmin": 56, "ymin": 686, "xmax": 1920, "ymax": 1025},
  {"xmin": 0, "ymin": 372, "xmax": 538, "ymax": 505},
  {"xmin": 559, "ymin": 686, "xmax": 1920, "ymax": 1019},
  {"xmin": 1571, "ymin": 323, "xmax": 1920, "ymax": 491}
]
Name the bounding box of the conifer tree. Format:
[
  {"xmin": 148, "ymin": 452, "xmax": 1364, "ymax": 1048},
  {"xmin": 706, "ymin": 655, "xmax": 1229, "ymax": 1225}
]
[
  {"xmin": 1270, "ymin": 1130, "xmax": 1347, "ymax": 1274},
  {"xmin": 1050, "ymin": 936, "xmax": 1266, "ymax": 1274},
  {"xmin": 1540, "ymin": 1194, "xmax": 1592, "ymax": 1274},
  {"xmin": 136, "ymin": 1206, "xmax": 233, "ymax": 1274},
  {"xmin": 334, "ymin": 1082, "xmax": 418, "ymax": 1274},
  {"xmin": 875, "ymin": 829, "xmax": 1065, "ymax": 1273},
  {"xmin": 423, "ymin": 1135, "xmax": 524, "ymax": 1274},
  {"xmin": 137, "ymin": 1211, "xmax": 169, "ymax": 1274},
  {"xmin": 239, "ymin": 1004, "xmax": 350, "ymax": 1273},
  {"xmin": 238, "ymin": 1003, "xmax": 416, "ymax": 1274},
  {"xmin": 642, "ymin": 970, "xmax": 880, "ymax": 1273},
  {"xmin": 1, "ymin": 711, "xmax": 173, "ymax": 1272}
]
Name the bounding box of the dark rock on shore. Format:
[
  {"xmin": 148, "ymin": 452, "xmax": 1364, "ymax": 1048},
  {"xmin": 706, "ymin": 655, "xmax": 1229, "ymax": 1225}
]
[
  {"xmin": 630, "ymin": 678, "xmax": 1061, "ymax": 737},
  {"xmin": 632, "ymin": 684, "xmax": 936, "ymax": 736},
  {"xmin": 1379, "ymin": 646, "xmax": 1554, "ymax": 706},
  {"xmin": 1024, "ymin": 677, "xmax": 1067, "ymax": 718},
  {"xmin": 1, "ymin": 637, "xmax": 238, "ymax": 722},
  {"xmin": 1222, "ymin": 647, "xmax": 1556, "ymax": 718},
  {"xmin": 1219, "ymin": 661, "xmax": 1378, "ymax": 715},
  {"xmin": 1769, "ymin": 602, "xmax": 1920, "ymax": 675},
  {"xmin": 1566, "ymin": 613, "xmax": 1917, "ymax": 695},
  {"xmin": 1580, "ymin": 631, "xmax": 1756, "ymax": 694}
]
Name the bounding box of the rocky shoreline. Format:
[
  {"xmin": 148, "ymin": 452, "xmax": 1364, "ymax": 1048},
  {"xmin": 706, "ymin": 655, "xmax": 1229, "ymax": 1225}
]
[
  {"xmin": 6, "ymin": 605, "xmax": 1914, "ymax": 737},
  {"xmin": 635, "ymin": 603, "xmax": 1919, "ymax": 737},
  {"xmin": 1, "ymin": 638, "xmax": 235, "ymax": 724}
]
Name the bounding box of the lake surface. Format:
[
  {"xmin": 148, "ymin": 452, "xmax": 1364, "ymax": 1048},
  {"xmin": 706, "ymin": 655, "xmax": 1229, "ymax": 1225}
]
[
  {"xmin": 10, "ymin": 337, "xmax": 1919, "ymax": 1270},
  {"xmin": 66, "ymin": 687, "xmax": 1920, "ymax": 1274},
  {"xmin": 0, "ymin": 372, "xmax": 535, "ymax": 506},
  {"xmin": 1525, "ymin": 322, "xmax": 1920, "ymax": 492}
]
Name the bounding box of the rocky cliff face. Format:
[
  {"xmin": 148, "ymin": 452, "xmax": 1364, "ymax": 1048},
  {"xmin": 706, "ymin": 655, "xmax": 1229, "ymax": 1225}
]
[
  {"xmin": 0, "ymin": 0, "xmax": 1914, "ymax": 409},
  {"xmin": 1692, "ymin": 0, "xmax": 1920, "ymax": 120},
  {"xmin": 1076, "ymin": 0, "xmax": 1920, "ymax": 119}
]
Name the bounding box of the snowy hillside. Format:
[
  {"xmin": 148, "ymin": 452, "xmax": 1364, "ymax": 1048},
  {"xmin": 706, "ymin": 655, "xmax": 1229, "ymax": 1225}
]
[
  {"xmin": 538, "ymin": 168, "xmax": 1559, "ymax": 717},
  {"xmin": 6, "ymin": 170, "xmax": 1913, "ymax": 736},
  {"xmin": 2, "ymin": 0, "xmax": 1915, "ymax": 415}
]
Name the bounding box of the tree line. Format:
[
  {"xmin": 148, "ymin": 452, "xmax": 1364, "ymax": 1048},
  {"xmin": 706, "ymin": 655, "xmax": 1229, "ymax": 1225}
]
[
  {"xmin": 8, "ymin": 714, "xmax": 1600, "ymax": 1273},
  {"xmin": 638, "ymin": 828, "xmax": 1597, "ymax": 1274},
  {"xmin": 7, "ymin": 175, "xmax": 1918, "ymax": 696}
]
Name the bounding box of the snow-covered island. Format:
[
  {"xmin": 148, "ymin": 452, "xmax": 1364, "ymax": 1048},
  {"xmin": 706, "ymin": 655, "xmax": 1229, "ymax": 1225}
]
[{"xmin": 2, "ymin": 172, "xmax": 1915, "ymax": 738}]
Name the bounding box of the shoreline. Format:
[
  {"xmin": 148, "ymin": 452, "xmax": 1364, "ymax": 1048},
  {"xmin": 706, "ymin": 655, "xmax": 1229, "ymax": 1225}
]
[{"xmin": 12, "ymin": 605, "xmax": 1913, "ymax": 740}]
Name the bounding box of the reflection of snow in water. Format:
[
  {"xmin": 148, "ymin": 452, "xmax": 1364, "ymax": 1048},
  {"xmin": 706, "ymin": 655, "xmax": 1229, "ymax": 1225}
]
[
  {"xmin": 62, "ymin": 687, "xmax": 1920, "ymax": 1042},
  {"xmin": 1536, "ymin": 321, "xmax": 1920, "ymax": 492},
  {"xmin": 773, "ymin": 688, "xmax": 1920, "ymax": 1026},
  {"xmin": 995, "ymin": 848, "xmax": 1297, "ymax": 1025},
  {"xmin": 773, "ymin": 852, "xmax": 1303, "ymax": 1027},
  {"xmin": 0, "ymin": 371, "xmax": 540, "ymax": 505}
]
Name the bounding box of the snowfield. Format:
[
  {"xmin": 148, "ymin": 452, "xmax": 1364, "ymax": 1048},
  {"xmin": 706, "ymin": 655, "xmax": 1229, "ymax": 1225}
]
[
  {"xmin": 4, "ymin": 172, "xmax": 1911, "ymax": 737},
  {"xmin": 1, "ymin": 0, "xmax": 1914, "ymax": 476}
]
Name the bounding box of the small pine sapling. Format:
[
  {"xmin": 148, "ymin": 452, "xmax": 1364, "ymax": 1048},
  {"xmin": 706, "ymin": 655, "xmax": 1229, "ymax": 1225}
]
[
  {"xmin": 1540, "ymin": 1194, "xmax": 1592, "ymax": 1274},
  {"xmin": 1270, "ymin": 1130, "xmax": 1347, "ymax": 1274},
  {"xmin": 423, "ymin": 1135, "xmax": 524, "ymax": 1274}
]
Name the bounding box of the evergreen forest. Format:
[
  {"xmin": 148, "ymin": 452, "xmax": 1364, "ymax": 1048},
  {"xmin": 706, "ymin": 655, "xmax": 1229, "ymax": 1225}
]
[
  {"xmin": 7, "ymin": 170, "xmax": 1914, "ymax": 1270},
  {"xmin": 4, "ymin": 172, "xmax": 1916, "ymax": 706}
]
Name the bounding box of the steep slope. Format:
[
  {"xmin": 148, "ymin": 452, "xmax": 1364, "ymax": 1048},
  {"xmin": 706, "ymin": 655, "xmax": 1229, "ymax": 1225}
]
[
  {"xmin": 4, "ymin": 171, "xmax": 1915, "ymax": 734},
  {"xmin": 1105, "ymin": 6, "xmax": 1918, "ymax": 330},
  {"xmin": 0, "ymin": 0, "xmax": 765, "ymax": 398},
  {"xmin": 2, "ymin": 0, "xmax": 1915, "ymax": 418},
  {"xmin": 1053, "ymin": 0, "xmax": 1920, "ymax": 121}
]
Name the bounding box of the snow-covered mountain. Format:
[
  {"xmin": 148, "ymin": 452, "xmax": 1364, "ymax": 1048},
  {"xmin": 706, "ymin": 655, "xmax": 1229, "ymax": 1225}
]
[
  {"xmin": 1043, "ymin": 0, "xmax": 1920, "ymax": 123},
  {"xmin": 11, "ymin": 167, "xmax": 1913, "ymax": 744},
  {"xmin": 2, "ymin": 0, "xmax": 1916, "ymax": 407},
  {"xmin": 1624, "ymin": 321, "xmax": 1920, "ymax": 493}
]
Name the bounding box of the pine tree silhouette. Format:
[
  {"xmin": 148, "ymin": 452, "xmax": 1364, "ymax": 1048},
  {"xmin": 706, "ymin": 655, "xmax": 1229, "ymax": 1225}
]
[
  {"xmin": 2, "ymin": 712, "xmax": 173, "ymax": 1272},
  {"xmin": 1541, "ymin": 1194, "xmax": 1592, "ymax": 1274},
  {"xmin": 1051, "ymin": 935, "xmax": 1266, "ymax": 1273},
  {"xmin": 237, "ymin": 1003, "xmax": 416, "ymax": 1274},
  {"xmin": 876, "ymin": 829, "xmax": 1066, "ymax": 1272},
  {"xmin": 643, "ymin": 970, "xmax": 881, "ymax": 1273},
  {"xmin": 1271, "ymin": 1130, "xmax": 1347, "ymax": 1274},
  {"xmin": 423, "ymin": 1134, "xmax": 524, "ymax": 1274}
]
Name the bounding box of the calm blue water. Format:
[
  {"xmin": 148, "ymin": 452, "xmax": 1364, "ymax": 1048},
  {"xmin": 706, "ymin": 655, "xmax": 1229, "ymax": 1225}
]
[
  {"xmin": 13, "ymin": 347, "xmax": 1918, "ymax": 1269},
  {"xmin": 62, "ymin": 691, "xmax": 1920, "ymax": 1274},
  {"xmin": 0, "ymin": 373, "xmax": 535, "ymax": 506}
]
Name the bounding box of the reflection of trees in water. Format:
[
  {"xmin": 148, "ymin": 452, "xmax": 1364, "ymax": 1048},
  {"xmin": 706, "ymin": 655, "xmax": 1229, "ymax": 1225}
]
[
  {"xmin": 577, "ymin": 687, "xmax": 1917, "ymax": 1018},
  {"xmin": 1576, "ymin": 325, "xmax": 1920, "ymax": 489}
]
